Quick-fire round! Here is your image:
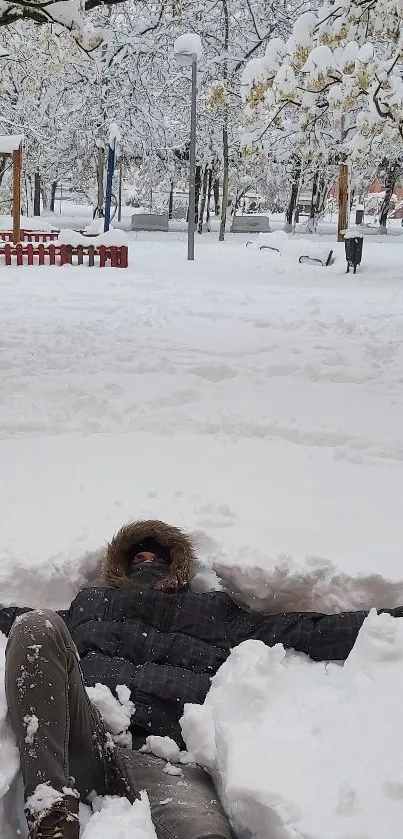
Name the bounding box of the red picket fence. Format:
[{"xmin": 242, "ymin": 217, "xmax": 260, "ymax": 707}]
[
  {"xmin": 0, "ymin": 230, "xmax": 60, "ymax": 242},
  {"xmin": 0, "ymin": 243, "xmax": 128, "ymax": 268}
]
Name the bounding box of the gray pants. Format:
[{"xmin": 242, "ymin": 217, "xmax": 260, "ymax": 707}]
[{"xmin": 5, "ymin": 610, "xmax": 234, "ymax": 839}]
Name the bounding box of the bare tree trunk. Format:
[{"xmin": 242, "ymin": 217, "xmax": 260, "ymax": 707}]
[
  {"xmin": 284, "ymin": 163, "xmax": 300, "ymax": 231},
  {"xmin": 34, "ymin": 171, "xmax": 41, "ymax": 216},
  {"xmin": 198, "ymin": 167, "xmax": 209, "ymax": 233},
  {"xmin": 307, "ymin": 170, "xmax": 319, "ymax": 233},
  {"xmin": 219, "ymin": 113, "xmax": 229, "ymax": 241},
  {"xmin": 219, "ymin": 0, "xmax": 229, "ymax": 242},
  {"xmin": 195, "ymin": 165, "xmax": 202, "ymax": 224},
  {"xmin": 213, "ymin": 178, "xmax": 220, "ymax": 215},
  {"xmin": 0, "ymin": 155, "xmax": 8, "ymax": 189},
  {"xmin": 168, "ymin": 179, "xmax": 174, "ymax": 220},
  {"xmin": 41, "ymin": 182, "xmax": 48, "ymax": 211},
  {"xmin": 25, "ymin": 175, "xmax": 33, "ymax": 217},
  {"xmin": 234, "ymin": 183, "xmax": 251, "ymax": 213},
  {"xmin": 316, "ymin": 172, "xmax": 329, "ymax": 215},
  {"xmin": 379, "ymin": 162, "xmax": 399, "ymax": 232},
  {"xmin": 206, "ymin": 169, "xmax": 213, "ymax": 229},
  {"xmin": 50, "ymin": 181, "xmax": 57, "ymax": 212}
]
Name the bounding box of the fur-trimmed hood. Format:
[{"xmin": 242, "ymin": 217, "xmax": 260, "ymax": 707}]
[{"xmin": 102, "ymin": 520, "xmax": 196, "ymax": 591}]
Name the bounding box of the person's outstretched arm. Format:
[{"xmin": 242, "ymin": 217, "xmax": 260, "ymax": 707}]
[
  {"xmin": 226, "ymin": 602, "xmax": 403, "ymax": 662},
  {"xmin": 0, "ymin": 595, "xmax": 79, "ymax": 638}
]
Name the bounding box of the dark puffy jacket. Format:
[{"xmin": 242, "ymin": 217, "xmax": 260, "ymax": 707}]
[{"xmin": 1, "ymin": 520, "xmax": 401, "ymax": 744}]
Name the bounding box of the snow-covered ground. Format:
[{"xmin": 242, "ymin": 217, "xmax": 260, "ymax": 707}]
[{"xmin": 1, "ymin": 232, "xmax": 403, "ymax": 838}]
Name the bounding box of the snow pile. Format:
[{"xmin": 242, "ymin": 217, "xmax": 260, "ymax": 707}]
[
  {"xmin": 26, "ymin": 783, "xmax": 77, "ymax": 815},
  {"xmin": 82, "ymin": 218, "xmax": 105, "ymax": 236},
  {"xmin": 214, "ymin": 554, "xmax": 403, "ymax": 614},
  {"xmin": 140, "ymin": 736, "xmax": 181, "ymax": 763},
  {"xmin": 81, "ymin": 792, "xmax": 156, "ymax": 839},
  {"xmin": 140, "ymin": 735, "xmax": 191, "ymax": 772},
  {"xmin": 23, "ymin": 714, "xmax": 39, "ymax": 745},
  {"xmin": 86, "ymin": 684, "xmax": 134, "ymax": 747},
  {"xmin": 182, "ymin": 610, "xmax": 403, "ymax": 839},
  {"xmin": 0, "ymin": 215, "xmax": 56, "ymax": 232},
  {"xmin": 58, "ymin": 228, "xmax": 128, "ymax": 246},
  {"xmin": 0, "ymin": 548, "xmax": 103, "ymax": 612},
  {"xmin": 3, "ymin": 537, "xmax": 403, "ymax": 621},
  {"xmin": 250, "ymin": 230, "xmax": 334, "ymax": 265},
  {"xmin": 163, "ymin": 763, "xmax": 183, "ymax": 777}
]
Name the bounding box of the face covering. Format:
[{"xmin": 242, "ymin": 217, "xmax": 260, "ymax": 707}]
[{"xmin": 129, "ymin": 559, "xmax": 168, "ymax": 589}]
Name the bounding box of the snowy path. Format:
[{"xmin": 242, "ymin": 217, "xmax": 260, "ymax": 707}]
[
  {"xmin": 1, "ymin": 236, "xmax": 403, "ymax": 839},
  {"xmin": 1, "ymin": 239, "xmax": 403, "ymax": 583},
  {"xmin": 1, "ymin": 241, "xmax": 403, "ymax": 460}
]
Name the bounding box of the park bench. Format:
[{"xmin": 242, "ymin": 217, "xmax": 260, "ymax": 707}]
[
  {"xmin": 231, "ymin": 215, "xmax": 271, "ymax": 233},
  {"xmin": 131, "ymin": 214, "xmax": 169, "ymax": 232}
]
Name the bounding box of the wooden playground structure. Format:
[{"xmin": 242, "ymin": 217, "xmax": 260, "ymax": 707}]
[{"xmin": 0, "ymin": 135, "xmax": 128, "ymax": 267}]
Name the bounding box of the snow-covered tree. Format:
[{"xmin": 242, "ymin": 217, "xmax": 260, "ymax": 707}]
[
  {"xmin": 241, "ymin": 0, "xmax": 403, "ymax": 163},
  {"xmin": 0, "ymin": 0, "xmax": 317, "ymax": 225}
]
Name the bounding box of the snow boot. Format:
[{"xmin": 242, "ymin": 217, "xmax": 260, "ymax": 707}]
[{"xmin": 26, "ymin": 794, "xmax": 79, "ymax": 839}]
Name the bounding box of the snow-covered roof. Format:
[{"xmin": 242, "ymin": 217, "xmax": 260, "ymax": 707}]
[{"xmin": 0, "ymin": 135, "xmax": 23, "ymax": 153}]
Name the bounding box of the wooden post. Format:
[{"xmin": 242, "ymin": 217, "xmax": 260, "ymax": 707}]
[
  {"xmin": 13, "ymin": 144, "xmax": 22, "ymax": 245},
  {"xmin": 338, "ymin": 163, "xmax": 349, "ymax": 242}
]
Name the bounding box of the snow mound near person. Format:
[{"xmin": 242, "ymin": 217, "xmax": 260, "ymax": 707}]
[
  {"xmin": 86, "ymin": 684, "xmax": 134, "ymax": 747},
  {"xmin": 0, "ymin": 548, "xmax": 104, "ymax": 611},
  {"xmin": 81, "ymin": 792, "xmax": 156, "ymax": 839},
  {"xmin": 2, "ymin": 539, "xmax": 403, "ymax": 618},
  {"xmin": 181, "ymin": 609, "xmax": 403, "ymax": 839},
  {"xmin": 214, "ymin": 553, "xmax": 403, "ymax": 614}
]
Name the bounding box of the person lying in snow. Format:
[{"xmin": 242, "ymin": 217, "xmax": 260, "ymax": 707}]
[{"xmin": 1, "ymin": 519, "xmax": 403, "ymax": 839}]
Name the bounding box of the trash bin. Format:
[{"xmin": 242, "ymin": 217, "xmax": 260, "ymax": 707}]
[
  {"xmin": 345, "ymin": 234, "xmax": 363, "ymax": 274},
  {"xmin": 355, "ymin": 207, "xmax": 364, "ymax": 225}
]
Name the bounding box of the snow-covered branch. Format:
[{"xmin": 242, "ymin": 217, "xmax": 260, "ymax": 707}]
[{"xmin": 242, "ymin": 0, "xmax": 403, "ymax": 162}]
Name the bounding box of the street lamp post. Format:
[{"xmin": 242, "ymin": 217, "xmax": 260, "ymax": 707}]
[
  {"xmin": 174, "ymin": 34, "xmax": 202, "ymax": 261},
  {"xmin": 187, "ymin": 56, "xmax": 197, "ymax": 261}
]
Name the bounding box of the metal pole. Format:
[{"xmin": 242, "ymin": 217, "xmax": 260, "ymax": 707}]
[
  {"xmin": 13, "ymin": 145, "xmax": 22, "ymax": 245},
  {"xmin": 188, "ymin": 56, "xmax": 197, "ymax": 261},
  {"xmin": 104, "ymin": 139, "xmax": 116, "ymax": 233},
  {"xmin": 118, "ymin": 160, "xmax": 122, "ymax": 223}
]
